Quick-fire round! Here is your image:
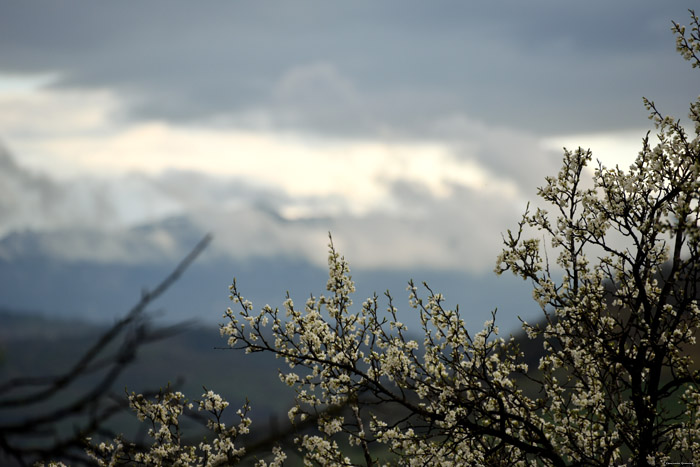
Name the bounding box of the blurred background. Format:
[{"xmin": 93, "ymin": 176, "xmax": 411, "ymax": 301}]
[
  {"xmin": 0, "ymin": 1, "xmax": 698, "ymax": 459},
  {"xmin": 1, "ymin": 1, "xmax": 696, "ymax": 331}
]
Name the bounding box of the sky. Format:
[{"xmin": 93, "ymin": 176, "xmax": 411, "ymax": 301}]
[{"xmin": 0, "ymin": 1, "xmax": 697, "ymax": 279}]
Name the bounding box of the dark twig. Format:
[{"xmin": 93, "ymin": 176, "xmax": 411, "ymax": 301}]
[{"xmin": 0, "ymin": 234, "xmax": 212, "ymax": 466}]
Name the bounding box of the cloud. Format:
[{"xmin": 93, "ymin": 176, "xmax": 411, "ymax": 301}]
[
  {"xmin": 326, "ymin": 183, "xmax": 524, "ymax": 273},
  {"xmin": 264, "ymin": 63, "xmax": 371, "ymax": 132},
  {"xmin": 0, "ymin": 144, "xmax": 122, "ymax": 236},
  {"xmin": 542, "ymin": 130, "xmax": 655, "ymax": 173},
  {"xmin": 0, "ymin": 145, "xmax": 64, "ymax": 232},
  {"xmin": 0, "ymin": 82, "xmax": 588, "ymax": 273},
  {"xmin": 139, "ymin": 167, "xmax": 524, "ymax": 273},
  {"xmin": 423, "ymin": 114, "xmax": 564, "ymax": 195},
  {"xmin": 0, "ymin": 140, "xmax": 525, "ymax": 272},
  {"xmin": 0, "ymin": 225, "xmax": 182, "ymax": 264},
  {"xmin": 0, "ymin": 1, "xmax": 695, "ymax": 137},
  {"xmin": 0, "ymin": 146, "xmax": 171, "ymax": 263},
  {"xmin": 0, "ymin": 82, "xmax": 524, "ymax": 214},
  {"xmin": 0, "ymin": 144, "xmax": 182, "ymax": 238}
]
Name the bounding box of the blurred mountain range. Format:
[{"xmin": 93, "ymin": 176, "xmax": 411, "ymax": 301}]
[{"xmin": 0, "ymin": 214, "xmax": 537, "ymax": 332}]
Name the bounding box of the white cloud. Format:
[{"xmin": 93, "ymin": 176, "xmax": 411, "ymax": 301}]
[
  {"xmin": 541, "ymin": 130, "xmax": 654, "ymax": 173},
  {"xmin": 0, "ymin": 84, "xmax": 553, "ymax": 273},
  {"xmin": 0, "ymin": 72, "xmax": 59, "ymax": 95},
  {"xmin": 2, "ymin": 84, "xmax": 522, "ymax": 205},
  {"xmin": 179, "ymin": 187, "xmax": 523, "ymax": 274}
]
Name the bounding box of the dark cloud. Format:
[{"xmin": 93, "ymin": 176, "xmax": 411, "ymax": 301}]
[{"xmin": 0, "ymin": 0, "xmax": 695, "ymax": 136}]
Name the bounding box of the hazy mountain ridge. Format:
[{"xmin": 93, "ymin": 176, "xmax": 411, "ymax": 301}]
[{"xmin": 0, "ymin": 214, "xmax": 537, "ymax": 332}]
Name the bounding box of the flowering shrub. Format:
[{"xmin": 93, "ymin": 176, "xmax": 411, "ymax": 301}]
[
  {"xmin": 82, "ymin": 387, "xmax": 272, "ymax": 467},
  {"xmin": 64, "ymin": 386, "xmax": 287, "ymax": 467},
  {"xmin": 63, "ymin": 10, "xmax": 700, "ymax": 466}
]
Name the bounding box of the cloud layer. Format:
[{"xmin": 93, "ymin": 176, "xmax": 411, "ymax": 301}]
[
  {"xmin": 0, "ymin": 1, "xmax": 695, "ymax": 136},
  {"xmin": 1, "ymin": 0, "xmax": 696, "ymax": 275}
]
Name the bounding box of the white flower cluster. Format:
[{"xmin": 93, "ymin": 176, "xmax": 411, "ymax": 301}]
[
  {"xmin": 221, "ymin": 235, "xmax": 544, "ymax": 465},
  {"xmin": 673, "ymin": 10, "xmax": 700, "ymax": 69},
  {"xmin": 79, "ymin": 387, "xmax": 287, "ymax": 467}
]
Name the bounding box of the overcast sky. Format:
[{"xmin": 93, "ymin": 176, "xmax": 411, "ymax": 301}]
[{"xmin": 0, "ymin": 1, "xmax": 697, "ymax": 274}]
